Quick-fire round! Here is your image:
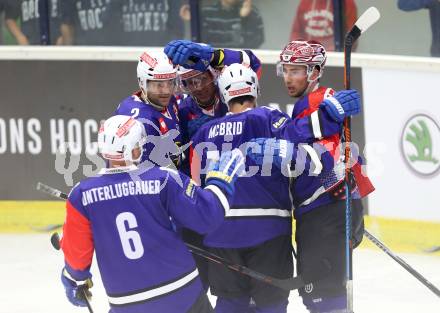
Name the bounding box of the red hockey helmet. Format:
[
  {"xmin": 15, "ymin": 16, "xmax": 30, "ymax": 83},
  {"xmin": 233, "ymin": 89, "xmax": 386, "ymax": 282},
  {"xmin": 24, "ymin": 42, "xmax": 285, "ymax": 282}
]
[
  {"xmin": 277, "ymin": 40, "xmax": 327, "ymax": 81},
  {"xmin": 279, "ymin": 40, "xmax": 327, "ymax": 68}
]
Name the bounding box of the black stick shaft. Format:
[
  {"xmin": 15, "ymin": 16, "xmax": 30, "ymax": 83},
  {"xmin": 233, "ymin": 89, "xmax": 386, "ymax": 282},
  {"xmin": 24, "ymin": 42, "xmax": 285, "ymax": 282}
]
[
  {"xmin": 344, "ymin": 33, "xmax": 354, "ymax": 313},
  {"xmin": 364, "ymin": 230, "xmax": 440, "ymax": 298},
  {"xmin": 186, "ymin": 243, "xmax": 301, "ymax": 290}
]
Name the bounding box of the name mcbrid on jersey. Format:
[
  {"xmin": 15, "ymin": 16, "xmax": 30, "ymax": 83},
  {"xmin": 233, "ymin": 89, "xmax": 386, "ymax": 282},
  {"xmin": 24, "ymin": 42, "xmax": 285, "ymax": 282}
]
[
  {"xmin": 208, "ymin": 121, "xmax": 243, "ymax": 139},
  {"xmin": 81, "ymin": 180, "xmax": 161, "ymax": 206}
]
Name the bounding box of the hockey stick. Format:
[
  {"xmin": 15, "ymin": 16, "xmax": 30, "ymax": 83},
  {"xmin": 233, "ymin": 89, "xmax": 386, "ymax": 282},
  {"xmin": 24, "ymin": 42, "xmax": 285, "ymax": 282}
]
[
  {"xmin": 50, "ymin": 232, "xmax": 94, "ymax": 313},
  {"xmin": 36, "ymin": 182, "xmax": 68, "ymax": 200},
  {"xmin": 186, "ymin": 242, "xmax": 330, "ymax": 291},
  {"xmin": 364, "ymin": 230, "xmax": 440, "ymax": 298},
  {"xmin": 343, "ymin": 7, "xmax": 380, "ymax": 312},
  {"xmin": 37, "ymin": 182, "xmax": 330, "ymax": 291},
  {"xmin": 39, "ymin": 182, "xmax": 440, "ymax": 297}
]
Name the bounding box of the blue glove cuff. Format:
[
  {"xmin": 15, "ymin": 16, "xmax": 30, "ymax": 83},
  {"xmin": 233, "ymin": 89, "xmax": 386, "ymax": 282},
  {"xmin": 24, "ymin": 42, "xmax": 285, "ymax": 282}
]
[{"xmin": 65, "ymin": 263, "xmax": 92, "ymax": 281}]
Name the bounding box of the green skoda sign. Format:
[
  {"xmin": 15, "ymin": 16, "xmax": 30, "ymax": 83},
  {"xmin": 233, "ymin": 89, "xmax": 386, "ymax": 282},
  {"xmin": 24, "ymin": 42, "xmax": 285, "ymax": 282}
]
[{"xmin": 401, "ymin": 114, "xmax": 440, "ymax": 176}]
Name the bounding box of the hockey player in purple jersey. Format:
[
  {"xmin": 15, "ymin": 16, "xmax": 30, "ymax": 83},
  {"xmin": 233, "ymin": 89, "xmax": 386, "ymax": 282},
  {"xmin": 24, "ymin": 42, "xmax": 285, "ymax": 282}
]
[
  {"xmin": 163, "ymin": 40, "xmax": 262, "ymax": 171},
  {"xmin": 189, "ymin": 64, "xmax": 360, "ymax": 313},
  {"xmin": 59, "ymin": 114, "xmax": 245, "ymax": 313},
  {"xmin": 114, "ymin": 50, "xmax": 183, "ymax": 168},
  {"xmin": 164, "ymin": 40, "xmax": 262, "ymax": 289},
  {"xmin": 251, "ymin": 40, "xmax": 375, "ymax": 313}
]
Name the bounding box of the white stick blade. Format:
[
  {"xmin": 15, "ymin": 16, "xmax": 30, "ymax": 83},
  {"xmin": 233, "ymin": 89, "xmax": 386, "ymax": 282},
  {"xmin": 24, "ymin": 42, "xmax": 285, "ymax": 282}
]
[{"xmin": 355, "ymin": 7, "xmax": 381, "ymax": 33}]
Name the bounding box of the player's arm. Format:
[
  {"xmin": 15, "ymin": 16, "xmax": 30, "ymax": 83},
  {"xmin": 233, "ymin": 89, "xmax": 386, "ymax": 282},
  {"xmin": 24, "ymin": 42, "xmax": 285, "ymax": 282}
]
[
  {"xmin": 247, "ymin": 137, "xmax": 333, "ymax": 178},
  {"xmin": 266, "ymin": 107, "xmax": 333, "ymax": 143},
  {"xmin": 269, "ymin": 89, "xmax": 361, "ymax": 142},
  {"xmin": 164, "ymin": 40, "xmax": 261, "ymax": 75},
  {"xmin": 162, "ymin": 149, "xmax": 244, "ymax": 234},
  {"xmin": 213, "ymin": 48, "xmax": 262, "ymax": 76},
  {"xmin": 60, "ymin": 185, "xmax": 93, "ymax": 307}
]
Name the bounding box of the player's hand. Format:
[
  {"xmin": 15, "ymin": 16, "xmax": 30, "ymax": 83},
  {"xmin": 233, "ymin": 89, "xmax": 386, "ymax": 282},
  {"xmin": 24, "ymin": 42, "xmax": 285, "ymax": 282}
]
[
  {"xmin": 164, "ymin": 40, "xmax": 213, "ymax": 71},
  {"xmin": 247, "ymin": 138, "xmax": 292, "ymax": 169},
  {"xmin": 206, "ymin": 149, "xmax": 245, "ymax": 196},
  {"xmin": 61, "ymin": 268, "xmax": 93, "ymax": 307},
  {"xmin": 320, "ymin": 89, "xmax": 361, "ymax": 123},
  {"xmin": 187, "ymin": 114, "xmax": 213, "ymax": 138},
  {"xmin": 240, "ymin": 0, "xmax": 253, "ymax": 17}
]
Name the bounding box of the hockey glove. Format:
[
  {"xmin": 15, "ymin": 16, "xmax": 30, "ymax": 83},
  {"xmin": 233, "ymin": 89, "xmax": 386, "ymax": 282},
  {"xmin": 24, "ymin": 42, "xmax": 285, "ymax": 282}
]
[
  {"xmin": 206, "ymin": 148, "xmax": 245, "ymax": 196},
  {"xmin": 247, "ymin": 138, "xmax": 293, "ymax": 170},
  {"xmin": 187, "ymin": 114, "xmax": 214, "ymax": 138},
  {"xmin": 61, "ymin": 268, "xmax": 93, "ymax": 307},
  {"xmin": 164, "ymin": 40, "xmax": 213, "ymax": 71},
  {"xmin": 320, "ymin": 89, "xmax": 361, "ymax": 123}
]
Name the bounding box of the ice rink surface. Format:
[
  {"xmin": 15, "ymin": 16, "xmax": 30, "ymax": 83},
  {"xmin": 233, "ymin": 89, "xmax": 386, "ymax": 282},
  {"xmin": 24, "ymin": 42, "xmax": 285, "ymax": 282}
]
[{"xmin": 1, "ymin": 234, "xmax": 439, "ymax": 313}]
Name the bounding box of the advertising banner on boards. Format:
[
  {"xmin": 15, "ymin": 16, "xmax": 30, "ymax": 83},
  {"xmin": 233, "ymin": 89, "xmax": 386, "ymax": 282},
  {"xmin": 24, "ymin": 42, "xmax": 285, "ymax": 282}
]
[{"xmin": 0, "ymin": 60, "xmax": 365, "ymax": 200}]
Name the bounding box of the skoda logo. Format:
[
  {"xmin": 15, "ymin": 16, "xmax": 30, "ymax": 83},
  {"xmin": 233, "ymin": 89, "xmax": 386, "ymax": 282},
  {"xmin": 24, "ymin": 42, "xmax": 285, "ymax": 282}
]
[
  {"xmin": 401, "ymin": 114, "xmax": 440, "ymax": 176},
  {"xmin": 304, "ymin": 283, "xmax": 313, "ymax": 293}
]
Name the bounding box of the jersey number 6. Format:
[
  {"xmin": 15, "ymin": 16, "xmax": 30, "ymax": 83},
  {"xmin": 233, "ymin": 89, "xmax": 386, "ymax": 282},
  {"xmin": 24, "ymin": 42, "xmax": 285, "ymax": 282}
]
[{"xmin": 116, "ymin": 212, "xmax": 144, "ymax": 259}]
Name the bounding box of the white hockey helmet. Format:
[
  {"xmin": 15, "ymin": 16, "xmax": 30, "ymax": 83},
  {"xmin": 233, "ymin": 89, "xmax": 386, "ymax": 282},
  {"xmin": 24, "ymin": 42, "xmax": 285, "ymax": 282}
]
[
  {"xmin": 98, "ymin": 115, "xmax": 146, "ymax": 163},
  {"xmin": 217, "ymin": 63, "xmax": 259, "ymax": 105},
  {"xmin": 137, "ymin": 50, "xmax": 177, "ymax": 90}
]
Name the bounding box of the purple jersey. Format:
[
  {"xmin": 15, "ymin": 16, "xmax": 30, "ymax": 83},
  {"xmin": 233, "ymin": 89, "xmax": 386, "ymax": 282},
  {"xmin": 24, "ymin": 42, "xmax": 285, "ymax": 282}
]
[
  {"xmin": 178, "ymin": 49, "xmax": 262, "ymax": 175},
  {"xmin": 114, "ymin": 91, "xmax": 182, "ymax": 166},
  {"xmin": 190, "ymin": 106, "xmax": 335, "ymax": 248},
  {"xmin": 61, "ymin": 165, "xmax": 229, "ymax": 313},
  {"xmin": 290, "ymin": 86, "xmax": 375, "ymax": 217}
]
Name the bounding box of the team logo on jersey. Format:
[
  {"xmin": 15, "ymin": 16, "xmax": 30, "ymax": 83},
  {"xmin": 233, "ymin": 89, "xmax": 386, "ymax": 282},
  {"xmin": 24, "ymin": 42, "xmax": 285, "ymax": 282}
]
[
  {"xmin": 185, "ymin": 180, "xmax": 196, "ymax": 198},
  {"xmin": 401, "ymin": 114, "xmax": 440, "ymax": 176},
  {"xmin": 304, "ymin": 283, "xmax": 313, "ymax": 293},
  {"xmin": 272, "ymin": 116, "xmax": 287, "ymax": 129}
]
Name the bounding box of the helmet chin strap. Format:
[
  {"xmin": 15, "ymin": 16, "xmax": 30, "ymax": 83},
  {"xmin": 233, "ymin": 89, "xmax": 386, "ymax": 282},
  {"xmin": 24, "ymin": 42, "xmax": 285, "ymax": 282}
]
[{"xmin": 298, "ymin": 67, "xmax": 321, "ymax": 97}]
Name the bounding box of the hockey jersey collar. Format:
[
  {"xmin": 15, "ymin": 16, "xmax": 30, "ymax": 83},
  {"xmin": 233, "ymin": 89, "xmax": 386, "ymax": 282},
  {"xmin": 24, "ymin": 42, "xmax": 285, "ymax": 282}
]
[
  {"xmin": 98, "ymin": 165, "xmax": 138, "ymax": 175},
  {"xmin": 226, "ymin": 108, "xmax": 253, "ymax": 116}
]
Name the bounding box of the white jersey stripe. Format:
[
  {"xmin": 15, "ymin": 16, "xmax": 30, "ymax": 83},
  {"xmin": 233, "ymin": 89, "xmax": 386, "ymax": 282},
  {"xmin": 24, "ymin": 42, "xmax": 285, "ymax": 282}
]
[
  {"xmin": 310, "ymin": 111, "xmax": 323, "ymax": 139},
  {"xmin": 205, "ymin": 185, "xmax": 230, "ymax": 214},
  {"xmin": 301, "ymin": 144, "xmax": 324, "ymax": 175},
  {"xmin": 108, "ymin": 269, "xmax": 199, "ymax": 305},
  {"xmin": 225, "ymin": 208, "xmax": 291, "ymax": 218}
]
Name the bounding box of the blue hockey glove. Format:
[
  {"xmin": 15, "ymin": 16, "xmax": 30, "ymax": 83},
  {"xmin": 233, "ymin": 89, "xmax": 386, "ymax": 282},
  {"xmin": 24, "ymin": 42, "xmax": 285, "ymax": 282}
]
[
  {"xmin": 164, "ymin": 40, "xmax": 213, "ymax": 71},
  {"xmin": 320, "ymin": 89, "xmax": 361, "ymax": 123},
  {"xmin": 61, "ymin": 268, "xmax": 93, "ymax": 307},
  {"xmin": 247, "ymin": 138, "xmax": 293, "ymax": 170},
  {"xmin": 187, "ymin": 114, "xmax": 214, "ymax": 138},
  {"xmin": 206, "ymin": 149, "xmax": 245, "ymax": 196}
]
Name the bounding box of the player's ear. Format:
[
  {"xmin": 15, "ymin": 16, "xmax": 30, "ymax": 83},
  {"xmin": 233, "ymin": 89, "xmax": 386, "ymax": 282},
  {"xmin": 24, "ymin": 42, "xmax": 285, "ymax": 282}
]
[{"xmin": 132, "ymin": 147, "xmax": 141, "ymax": 160}]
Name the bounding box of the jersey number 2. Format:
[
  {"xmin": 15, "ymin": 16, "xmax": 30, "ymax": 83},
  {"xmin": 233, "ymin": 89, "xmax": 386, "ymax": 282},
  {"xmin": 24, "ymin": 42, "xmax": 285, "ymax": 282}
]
[{"xmin": 116, "ymin": 212, "xmax": 144, "ymax": 259}]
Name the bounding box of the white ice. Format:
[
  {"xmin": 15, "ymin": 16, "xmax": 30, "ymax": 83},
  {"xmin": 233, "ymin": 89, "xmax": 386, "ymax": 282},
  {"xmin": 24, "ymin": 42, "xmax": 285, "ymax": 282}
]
[{"xmin": 1, "ymin": 234, "xmax": 439, "ymax": 313}]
